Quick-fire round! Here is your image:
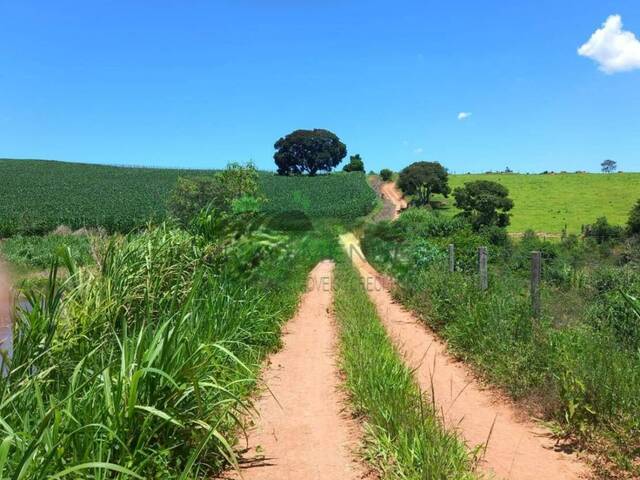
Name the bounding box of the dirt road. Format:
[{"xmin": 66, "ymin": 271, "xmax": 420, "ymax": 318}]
[
  {"xmin": 340, "ymin": 233, "xmax": 586, "ymax": 480},
  {"xmin": 379, "ymin": 181, "xmax": 407, "ymax": 220},
  {"xmin": 224, "ymin": 260, "xmax": 364, "ymax": 480}
]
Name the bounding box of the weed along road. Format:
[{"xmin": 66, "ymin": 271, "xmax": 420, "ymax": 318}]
[
  {"xmin": 340, "ymin": 233, "xmax": 586, "ymax": 480},
  {"xmin": 223, "ymin": 260, "xmax": 364, "ymax": 480}
]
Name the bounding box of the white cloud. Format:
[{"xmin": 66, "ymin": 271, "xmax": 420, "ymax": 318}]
[
  {"xmin": 578, "ymin": 14, "xmax": 640, "ymax": 73},
  {"xmin": 457, "ymin": 112, "xmax": 472, "ymax": 120},
  {"xmin": 413, "ymin": 147, "xmax": 424, "ymax": 154}
]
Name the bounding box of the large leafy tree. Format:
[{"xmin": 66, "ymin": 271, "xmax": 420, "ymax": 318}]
[
  {"xmin": 274, "ymin": 129, "xmax": 347, "ymax": 176},
  {"xmin": 453, "ymin": 180, "xmax": 514, "ymax": 230},
  {"xmin": 397, "ymin": 161, "xmax": 450, "ymax": 205}
]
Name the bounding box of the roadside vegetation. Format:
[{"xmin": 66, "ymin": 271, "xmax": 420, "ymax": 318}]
[
  {"xmin": 0, "ymin": 171, "xmax": 338, "ymax": 478},
  {"xmin": 1, "ymin": 233, "xmax": 95, "ymax": 270},
  {"xmin": 3, "ymin": 134, "xmax": 640, "ymax": 479},
  {"xmin": 362, "ymin": 204, "xmax": 640, "ymax": 478},
  {"xmin": 333, "ymin": 255, "xmax": 477, "ymax": 480}
]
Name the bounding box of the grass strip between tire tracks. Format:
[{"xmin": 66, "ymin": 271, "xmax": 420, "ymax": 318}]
[{"xmin": 333, "ymin": 254, "xmax": 478, "ymax": 480}]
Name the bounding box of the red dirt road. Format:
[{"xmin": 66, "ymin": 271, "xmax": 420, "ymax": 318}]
[
  {"xmin": 340, "ymin": 233, "xmax": 587, "ymax": 480},
  {"xmin": 380, "ymin": 182, "xmax": 407, "ymax": 220},
  {"xmin": 224, "ymin": 260, "xmax": 364, "ymax": 480}
]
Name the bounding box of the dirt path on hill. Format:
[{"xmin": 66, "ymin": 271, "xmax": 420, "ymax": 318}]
[
  {"xmin": 340, "ymin": 233, "xmax": 587, "ymax": 480},
  {"xmin": 379, "ymin": 181, "xmax": 406, "ymax": 220},
  {"xmin": 223, "ymin": 260, "xmax": 365, "ymax": 480}
]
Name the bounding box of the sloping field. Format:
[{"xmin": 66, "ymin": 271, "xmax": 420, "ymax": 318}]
[
  {"xmin": 0, "ymin": 159, "xmax": 375, "ymax": 235},
  {"xmin": 444, "ymin": 173, "xmax": 640, "ymax": 234}
]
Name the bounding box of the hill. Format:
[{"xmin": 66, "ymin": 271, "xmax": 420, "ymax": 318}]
[
  {"xmin": 441, "ymin": 172, "xmax": 640, "ymax": 234},
  {"xmin": 0, "ymin": 159, "xmax": 376, "ymax": 236}
]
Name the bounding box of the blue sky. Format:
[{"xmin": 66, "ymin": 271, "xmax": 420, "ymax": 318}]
[{"xmin": 1, "ymin": 1, "xmax": 639, "ymax": 173}]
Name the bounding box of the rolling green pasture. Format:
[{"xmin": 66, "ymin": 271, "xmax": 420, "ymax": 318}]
[
  {"xmin": 441, "ymin": 172, "xmax": 640, "ymax": 234},
  {"xmin": 0, "ymin": 159, "xmax": 375, "ymax": 236}
]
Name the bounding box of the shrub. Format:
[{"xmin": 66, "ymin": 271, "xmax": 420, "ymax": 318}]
[
  {"xmin": 584, "ymin": 216, "xmax": 624, "ymax": 244},
  {"xmin": 453, "ymin": 180, "xmax": 513, "ymax": 230},
  {"xmin": 380, "ymin": 168, "xmax": 393, "ymax": 181},
  {"xmin": 342, "ymin": 154, "xmax": 365, "ymax": 172},
  {"xmin": 396, "ymin": 208, "xmax": 467, "ymax": 238},
  {"xmin": 628, "ymin": 199, "xmax": 640, "ymax": 235},
  {"xmin": 168, "ymin": 163, "xmax": 261, "ymax": 225}
]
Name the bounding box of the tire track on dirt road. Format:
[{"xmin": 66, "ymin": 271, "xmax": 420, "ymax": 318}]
[
  {"xmin": 223, "ymin": 260, "xmax": 365, "ymax": 480},
  {"xmin": 340, "ymin": 233, "xmax": 587, "ymax": 480}
]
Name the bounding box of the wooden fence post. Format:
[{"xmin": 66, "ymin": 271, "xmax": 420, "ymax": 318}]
[
  {"xmin": 478, "ymin": 246, "xmax": 488, "ymax": 291},
  {"xmin": 448, "ymin": 244, "xmax": 455, "ymax": 273},
  {"xmin": 531, "ymin": 251, "xmax": 541, "ymax": 318}
]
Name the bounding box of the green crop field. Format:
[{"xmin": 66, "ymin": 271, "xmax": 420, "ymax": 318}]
[
  {"xmin": 439, "ymin": 172, "xmax": 640, "ymax": 234},
  {"xmin": 260, "ymin": 172, "xmax": 377, "ymax": 220},
  {"xmin": 0, "ymin": 159, "xmax": 376, "ymax": 236}
]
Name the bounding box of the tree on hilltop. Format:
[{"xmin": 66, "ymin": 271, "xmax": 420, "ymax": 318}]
[
  {"xmin": 274, "ymin": 129, "xmax": 347, "ymax": 176},
  {"xmin": 601, "ymin": 159, "xmax": 617, "ymax": 173},
  {"xmin": 397, "ymin": 161, "xmax": 450, "ymax": 206}
]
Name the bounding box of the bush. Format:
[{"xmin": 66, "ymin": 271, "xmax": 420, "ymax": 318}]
[
  {"xmin": 168, "ymin": 163, "xmax": 261, "ymax": 225},
  {"xmin": 584, "ymin": 216, "xmax": 624, "ymax": 244},
  {"xmin": 342, "ymin": 154, "xmax": 365, "ymax": 172},
  {"xmin": 453, "ymin": 180, "xmax": 513, "ymax": 230},
  {"xmin": 380, "ymin": 169, "xmax": 393, "ymax": 181},
  {"xmin": 628, "ymin": 199, "xmax": 640, "ymax": 235},
  {"xmin": 396, "ymin": 208, "xmax": 467, "ymax": 238}
]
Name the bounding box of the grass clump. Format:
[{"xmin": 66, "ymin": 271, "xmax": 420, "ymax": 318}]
[
  {"xmin": 333, "ymin": 255, "xmax": 477, "ymax": 480},
  {"xmin": 0, "ymin": 212, "xmax": 335, "ymax": 478},
  {"xmin": 1, "ymin": 233, "xmax": 95, "ymax": 269}
]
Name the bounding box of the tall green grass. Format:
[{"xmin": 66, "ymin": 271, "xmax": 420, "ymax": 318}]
[
  {"xmin": 362, "ymin": 210, "xmax": 640, "ymax": 476},
  {"xmin": 1, "ymin": 233, "xmax": 95, "ymax": 269},
  {"xmin": 0, "ymin": 219, "xmax": 336, "ymax": 478},
  {"xmin": 333, "ymin": 257, "xmax": 477, "ymax": 480},
  {"xmin": 403, "ymin": 266, "xmax": 640, "ymax": 475}
]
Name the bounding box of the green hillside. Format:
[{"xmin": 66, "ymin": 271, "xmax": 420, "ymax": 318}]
[
  {"xmin": 443, "ymin": 172, "xmax": 640, "ymax": 234},
  {"xmin": 0, "ymin": 159, "xmax": 376, "ymax": 236}
]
